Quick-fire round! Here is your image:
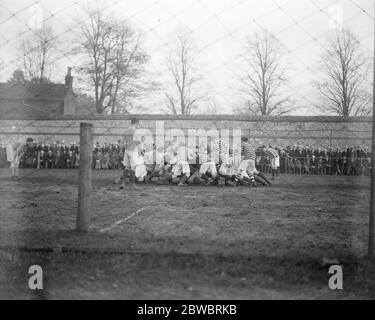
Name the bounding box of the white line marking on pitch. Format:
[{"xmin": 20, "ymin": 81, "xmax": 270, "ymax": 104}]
[{"xmin": 99, "ymin": 206, "xmax": 151, "ymax": 233}]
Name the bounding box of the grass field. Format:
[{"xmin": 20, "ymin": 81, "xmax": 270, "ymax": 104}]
[{"xmin": 0, "ymin": 168, "xmax": 374, "ymax": 299}]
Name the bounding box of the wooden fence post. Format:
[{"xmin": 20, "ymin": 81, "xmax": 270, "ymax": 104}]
[
  {"xmin": 37, "ymin": 151, "xmax": 40, "ymax": 170},
  {"xmin": 369, "ymin": 4, "xmax": 375, "ymax": 259},
  {"xmin": 76, "ymin": 123, "xmax": 93, "ymax": 232}
]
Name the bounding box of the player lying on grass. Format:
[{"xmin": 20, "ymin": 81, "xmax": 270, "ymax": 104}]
[
  {"xmin": 144, "ymin": 142, "xmax": 192, "ymax": 186},
  {"xmin": 6, "ymin": 137, "xmax": 34, "ymax": 179},
  {"xmin": 148, "ymin": 163, "xmax": 173, "ymax": 184}
]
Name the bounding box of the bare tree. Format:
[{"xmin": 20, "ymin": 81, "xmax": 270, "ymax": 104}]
[
  {"xmin": 77, "ymin": 8, "xmax": 149, "ymax": 114},
  {"xmin": 315, "ymin": 29, "xmax": 371, "ymax": 117},
  {"xmin": 235, "ymin": 30, "xmax": 293, "ymax": 116},
  {"xmin": 74, "ymin": 92, "xmax": 97, "ymax": 115},
  {"xmin": 7, "ymin": 69, "xmax": 26, "ymax": 83},
  {"xmin": 164, "ymin": 29, "xmax": 206, "ymax": 115},
  {"xmin": 20, "ymin": 25, "xmax": 58, "ymax": 83},
  {"xmin": 205, "ymin": 99, "xmax": 223, "ymax": 114}
]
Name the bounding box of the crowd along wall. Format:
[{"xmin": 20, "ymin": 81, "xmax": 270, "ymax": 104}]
[{"xmin": 0, "ymin": 115, "xmax": 372, "ymax": 148}]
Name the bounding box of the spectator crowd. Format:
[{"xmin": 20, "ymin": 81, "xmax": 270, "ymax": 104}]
[
  {"xmin": 0, "ymin": 141, "xmax": 372, "ymax": 176},
  {"xmin": 0, "ymin": 141, "xmax": 122, "ymax": 170},
  {"xmin": 266, "ymin": 145, "xmax": 371, "ymax": 176}
]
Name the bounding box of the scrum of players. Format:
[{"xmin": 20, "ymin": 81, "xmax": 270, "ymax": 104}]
[
  {"xmin": 5, "ymin": 119, "xmax": 279, "ymax": 188},
  {"xmin": 116, "ymin": 129, "xmax": 278, "ymax": 189}
]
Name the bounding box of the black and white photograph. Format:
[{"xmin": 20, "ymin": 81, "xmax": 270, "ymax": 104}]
[{"xmin": 0, "ymin": 0, "xmax": 374, "ymax": 303}]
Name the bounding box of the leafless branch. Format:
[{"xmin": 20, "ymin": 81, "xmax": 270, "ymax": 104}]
[
  {"xmin": 163, "ymin": 28, "xmax": 207, "ymax": 115},
  {"xmin": 19, "ymin": 25, "xmax": 59, "ymax": 83},
  {"xmin": 235, "ymin": 30, "xmax": 293, "ymax": 116},
  {"xmin": 76, "ymin": 7, "xmax": 149, "ymax": 114},
  {"xmin": 314, "ymin": 29, "xmax": 372, "ymax": 117}
]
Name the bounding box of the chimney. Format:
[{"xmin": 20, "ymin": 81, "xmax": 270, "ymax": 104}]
[{"xmin": 65, "ymin": 67, "xmax": 73, "ymax": 88}]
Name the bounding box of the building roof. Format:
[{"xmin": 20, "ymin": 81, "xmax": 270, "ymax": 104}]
[
  {"xmin": 0, "ymin": 82, "xmax": 72, "ymax": 119},
  {"xmin": 0, "ymin": 82, "xmax": 71, "ymax": 101}
]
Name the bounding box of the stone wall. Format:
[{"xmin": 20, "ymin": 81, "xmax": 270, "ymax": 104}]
[{"xmin": 0, "ymin": 115, "xmax": 372, "ymax": 148}]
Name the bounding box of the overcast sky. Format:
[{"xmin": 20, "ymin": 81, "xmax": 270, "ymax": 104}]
[{"xmin": 0, "ymin": 0, "xmax": 373, "ymax": 115}]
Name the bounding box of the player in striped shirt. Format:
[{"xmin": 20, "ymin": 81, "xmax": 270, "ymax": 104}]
[
  {"xmin": 216, "ymin": 138, "xmax": 236, "ymax": 186},
  {"xmin": 209, "ymin": 137, "xmax": 234, "ymax": 186},
  {"xmin": 237, "ymin": 137, "xmax": 257, "ymax": 187},
  {"xmin": 237, "ymin": 137, "xmax": 272, "ymax": 187},
  {"xmin": 263, "ymin": 146, "xmax": 280, "ymax": 180}
]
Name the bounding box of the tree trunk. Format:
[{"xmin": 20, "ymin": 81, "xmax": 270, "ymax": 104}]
[{"xmin": 96, "ymin": 102, "xmax": 103, "ymax": 114}]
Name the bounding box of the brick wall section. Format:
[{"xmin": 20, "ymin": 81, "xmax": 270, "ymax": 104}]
[{"xmin": 0, "ymin": 115, "xmax": 372, "ymax": 148}]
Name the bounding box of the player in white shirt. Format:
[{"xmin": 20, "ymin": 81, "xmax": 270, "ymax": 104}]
[
  {"xmin": 218, "ymin": 150, "xmax": 237, "ymax": 186},
  {"xmin": 262, "ymin": 146, "xmax": 280, "ymax": 181},
  {"xmin": 133, "ymin": 149, "xmax": 148, "ymax": 182},
  {"xmin": 6, "ymin": 137, "xmax": 34, "ymax": 179},
  {"xmin": 198, "ymin": 137, "xmax": 219, "ymax": 185},
  {"xmin": 169, "ymin": 143, "xmax": 191, "ymax": 186},
  {"xmin": 120, "ymin": 118, "xmax": 141, "ymax": 189},
  {"xmin": 144, "ymin": 145, "xmax": 165, "ymax": 183}
]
